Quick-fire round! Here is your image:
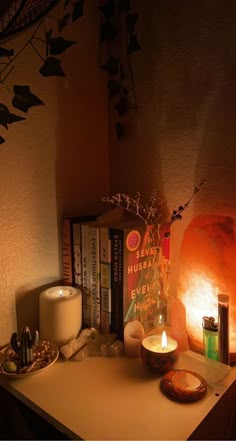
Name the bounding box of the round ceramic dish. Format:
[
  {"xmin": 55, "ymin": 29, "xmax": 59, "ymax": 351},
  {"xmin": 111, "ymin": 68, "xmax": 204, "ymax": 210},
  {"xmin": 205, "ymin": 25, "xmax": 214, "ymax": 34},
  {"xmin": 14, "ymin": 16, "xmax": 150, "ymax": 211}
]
[
  {"xmin": 0, "ymin": 342, "xmax": 59, "ymax": 379},
  {"xmin": 160, "ymin": 369, "xmax": 207, "ymax": 403}
]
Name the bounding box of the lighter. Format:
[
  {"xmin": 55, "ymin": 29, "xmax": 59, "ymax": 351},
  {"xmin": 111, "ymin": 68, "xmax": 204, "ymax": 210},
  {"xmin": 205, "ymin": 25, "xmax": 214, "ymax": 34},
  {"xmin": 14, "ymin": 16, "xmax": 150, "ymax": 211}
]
[{"xmin": 202, "ymin": 316, "xmax": 218, "ymax": 361}]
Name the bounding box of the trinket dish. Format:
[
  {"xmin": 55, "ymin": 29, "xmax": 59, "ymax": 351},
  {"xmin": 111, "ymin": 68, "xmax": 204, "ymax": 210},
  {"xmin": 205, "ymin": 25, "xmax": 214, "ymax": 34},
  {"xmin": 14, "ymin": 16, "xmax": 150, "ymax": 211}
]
[
  {"xmin": 160, "ymin": 369, "xmax": 207, "ymax": 403},
  {"xmin": 0, "ymin": 340, "xmax": 59, "ymax": 379}
]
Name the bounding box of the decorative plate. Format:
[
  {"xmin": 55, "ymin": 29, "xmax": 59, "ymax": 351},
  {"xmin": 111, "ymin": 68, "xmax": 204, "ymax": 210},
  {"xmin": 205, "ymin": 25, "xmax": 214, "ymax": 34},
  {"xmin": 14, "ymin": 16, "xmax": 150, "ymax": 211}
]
[
  {"xmin": 0, "ymin": 340, "xmax": 59, "ymax": 379},
  {"xmin": 160, "ymin": 369, "xmax": 207, "ymax": 403}
]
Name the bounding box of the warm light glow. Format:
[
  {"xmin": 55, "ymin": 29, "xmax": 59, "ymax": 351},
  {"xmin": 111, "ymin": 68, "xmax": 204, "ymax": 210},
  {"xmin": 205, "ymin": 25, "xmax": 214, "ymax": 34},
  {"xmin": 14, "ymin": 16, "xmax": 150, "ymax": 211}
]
[
  {"xmin": 162, "ymin": 330, "xmax": 167, "ymax": 350},
  {"xmin": 181, "ymin": 273, "xmax": 219, "ymax": 344},
  {"xmin": 178, "ymin": 214, "xmax": 236, "ymax": 354},
  {"xmin": 59, "ymin": 289, "xmax": 63, "ymax": 297}
]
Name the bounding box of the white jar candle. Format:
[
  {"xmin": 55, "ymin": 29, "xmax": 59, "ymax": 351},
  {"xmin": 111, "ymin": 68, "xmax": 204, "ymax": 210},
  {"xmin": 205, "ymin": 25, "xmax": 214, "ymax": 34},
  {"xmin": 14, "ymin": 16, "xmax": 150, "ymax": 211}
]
[{"xmin": 39, "ymin": 286, "xmax": 82, "ymax": 347}]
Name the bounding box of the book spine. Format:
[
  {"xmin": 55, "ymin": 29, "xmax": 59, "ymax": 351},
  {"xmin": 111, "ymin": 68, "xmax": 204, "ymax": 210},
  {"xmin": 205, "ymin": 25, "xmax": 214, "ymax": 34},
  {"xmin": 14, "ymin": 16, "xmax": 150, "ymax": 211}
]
[
  {"xmin": 81, "ymin": 224, "xmax": 91, "ymax": 327},
  {"xmin": 89, "ymin": 227, "xmax": 100, "ymax": 329},
  {"xmin": 62, "ymin": 219, "xmax": 74, "ymax": 286},
  {"xmin": 61, "ymin": 215, "xmax": 97, "ymax": 288},
  {"xmin": 110, "ymin": 228, "xmax": 124, "ymax": 339},
  {"xmin": 100, "ymin": 227, "xmax": 112, "ymax": 334},
  {"xmin": 73, "ymin": 223, "xmax": 82, "ymax": 287}
]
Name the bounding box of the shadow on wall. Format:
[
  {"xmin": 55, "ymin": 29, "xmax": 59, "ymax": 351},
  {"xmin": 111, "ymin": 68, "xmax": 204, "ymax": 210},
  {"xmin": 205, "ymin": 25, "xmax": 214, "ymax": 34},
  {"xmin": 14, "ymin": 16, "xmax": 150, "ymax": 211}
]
[
  {"xmin": 186, "ymin": 0, "xmax": 236, "ymax": 217},
  {"xmin": 141, "ymin": 0, "xmax": 236, "ymax": 293},
  {"xmin": 55, "ymin": 0, "xmax": 109, "ymax": 219},
  {"xmin": 15, "ymin": 280, "xmax": 62, "ymax": 334},
  {"xmin": 109, "ymin": 0, "xmax": 168, "ymax": 209}
]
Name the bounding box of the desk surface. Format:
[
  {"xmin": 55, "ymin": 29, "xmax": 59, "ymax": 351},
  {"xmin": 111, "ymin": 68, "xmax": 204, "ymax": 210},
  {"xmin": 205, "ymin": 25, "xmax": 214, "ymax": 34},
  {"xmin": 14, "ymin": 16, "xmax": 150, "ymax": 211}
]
[{"xmin": 1, "ymin": 350, "xmax": 236, "ymax": 441}]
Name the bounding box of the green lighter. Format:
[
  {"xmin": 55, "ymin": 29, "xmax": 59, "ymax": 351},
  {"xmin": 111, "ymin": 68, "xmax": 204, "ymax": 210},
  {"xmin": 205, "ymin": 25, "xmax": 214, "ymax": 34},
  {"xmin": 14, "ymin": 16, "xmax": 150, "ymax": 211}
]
[{"xmin": 202, "ymin": 316, "xmax": 218, "ymax": 361}]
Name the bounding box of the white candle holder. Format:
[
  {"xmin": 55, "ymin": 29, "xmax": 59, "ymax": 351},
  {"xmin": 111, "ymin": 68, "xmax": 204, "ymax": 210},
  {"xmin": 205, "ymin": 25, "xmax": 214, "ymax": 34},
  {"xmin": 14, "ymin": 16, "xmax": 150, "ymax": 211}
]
[{"xmin": 39, "ymin": 286, "xmax": 82, "ymax": 347}]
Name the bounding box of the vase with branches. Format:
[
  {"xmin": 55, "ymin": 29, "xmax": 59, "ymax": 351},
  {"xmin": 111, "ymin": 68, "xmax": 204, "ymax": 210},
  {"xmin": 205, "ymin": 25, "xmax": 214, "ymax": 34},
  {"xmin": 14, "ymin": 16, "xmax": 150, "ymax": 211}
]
[{"xmin": 102, "ymin": 180, "xmax": 206, "ymax": 331}]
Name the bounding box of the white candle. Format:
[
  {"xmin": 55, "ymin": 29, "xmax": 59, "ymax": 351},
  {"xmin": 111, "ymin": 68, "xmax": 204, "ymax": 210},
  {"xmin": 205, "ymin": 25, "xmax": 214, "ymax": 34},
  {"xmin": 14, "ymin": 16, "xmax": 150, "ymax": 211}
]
[
  {"xmin": 124, "ymin": 320, "xmax": 144, "ymax": 357},
  {"xmin": 39, "ymin": 286, "xmax": 82, "ymax": 347},
  {"xmin": 142, "ymin": 332, "xmax": 178, "ymax": 353}
]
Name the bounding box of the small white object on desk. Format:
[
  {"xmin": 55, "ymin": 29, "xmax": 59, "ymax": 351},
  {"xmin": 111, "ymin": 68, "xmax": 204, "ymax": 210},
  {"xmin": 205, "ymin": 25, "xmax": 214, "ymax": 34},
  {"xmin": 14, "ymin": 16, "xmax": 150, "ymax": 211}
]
[
  {"xmin": 39, "ymin": 286, "xmax": 82, "ymax": 347},
  {"xmin": 124, "ymin": 320, "xmax": 144, "ymax": 357}
]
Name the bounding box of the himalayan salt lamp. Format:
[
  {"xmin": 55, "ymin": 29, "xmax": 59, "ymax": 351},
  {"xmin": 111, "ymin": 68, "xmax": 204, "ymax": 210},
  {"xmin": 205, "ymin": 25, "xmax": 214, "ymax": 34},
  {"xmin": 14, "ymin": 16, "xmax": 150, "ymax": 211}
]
[
  {"xmin": 177, "ymin": 214, "xmax": 236, "ymax": 358},
  {"xmin": 170, "ymin": 298, "xmax": 189, "ymax": 352}
]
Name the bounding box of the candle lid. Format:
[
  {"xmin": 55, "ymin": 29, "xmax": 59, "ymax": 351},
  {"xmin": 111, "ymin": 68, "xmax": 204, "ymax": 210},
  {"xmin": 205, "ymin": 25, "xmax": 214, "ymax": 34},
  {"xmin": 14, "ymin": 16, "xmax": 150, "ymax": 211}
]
[{"xmin": 160, "ymin": 369, "xmax": 207, "ymax": 403}]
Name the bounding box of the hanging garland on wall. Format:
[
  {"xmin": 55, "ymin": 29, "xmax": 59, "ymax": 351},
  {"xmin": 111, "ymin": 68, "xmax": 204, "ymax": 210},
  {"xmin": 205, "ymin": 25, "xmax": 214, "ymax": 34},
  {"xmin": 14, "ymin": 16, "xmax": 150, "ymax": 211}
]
[
  {"xmin": 0, "ymin": 0, "xmax": 85, "ymax": 145},
  {"xmin": 0, "ymin": 0, "xmax": 140, "ymax": 145},
  {"xmin": 99, "ymin": 0, "xmax": 140, "ymax": 140}
]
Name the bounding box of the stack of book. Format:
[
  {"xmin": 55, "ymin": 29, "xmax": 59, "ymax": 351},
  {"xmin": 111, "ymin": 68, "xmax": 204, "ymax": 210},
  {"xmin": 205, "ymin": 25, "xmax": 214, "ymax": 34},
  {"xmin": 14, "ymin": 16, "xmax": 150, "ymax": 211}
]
[{"xmin": 61, "ymin": 209, "xmax": 170, "ymax": 339}]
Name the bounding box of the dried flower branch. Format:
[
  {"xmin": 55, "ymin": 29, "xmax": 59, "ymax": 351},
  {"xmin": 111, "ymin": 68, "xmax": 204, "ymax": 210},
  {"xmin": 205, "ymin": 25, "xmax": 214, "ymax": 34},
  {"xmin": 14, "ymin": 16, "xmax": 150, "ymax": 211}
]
[
  {"xmin": 102, "ymin": 179, "xmax": 207, "ymax": 235},
  {"xmin": 102, "ymin": 189, "xmax": 163, "ymax": 227},
  {"xmin": 163, "ymin": 179, "xmax": 207, "ymax": 237}
]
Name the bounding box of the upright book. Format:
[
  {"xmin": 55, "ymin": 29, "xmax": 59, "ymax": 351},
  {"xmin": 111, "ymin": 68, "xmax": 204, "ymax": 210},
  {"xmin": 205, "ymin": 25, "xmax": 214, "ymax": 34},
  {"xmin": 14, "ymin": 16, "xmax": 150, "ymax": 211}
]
[
  {"xmin": 99, "ymin": 220, "xmax": 170, "ymax": 338},
  {"xmin": 100, "ymin": 226, "xmax": 112, "ymax": 334},
  {"xmin": 81, "ymin": 222, "xmax": 100, "ymax": 329},
  {"xmin": 61, "ymin": 215, "xmax": 96, "ymax": 287},
  {"xmin": 122, "ymin": 224, "xmax": 170, "ymax": 333}
]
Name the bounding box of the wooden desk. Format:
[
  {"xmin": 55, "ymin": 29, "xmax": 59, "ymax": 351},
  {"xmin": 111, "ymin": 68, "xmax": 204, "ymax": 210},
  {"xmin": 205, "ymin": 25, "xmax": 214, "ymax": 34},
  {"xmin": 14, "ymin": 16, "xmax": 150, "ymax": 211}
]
[{"xmin": 0, "ymin": 351, "xmax": 236, "ymax": 440}]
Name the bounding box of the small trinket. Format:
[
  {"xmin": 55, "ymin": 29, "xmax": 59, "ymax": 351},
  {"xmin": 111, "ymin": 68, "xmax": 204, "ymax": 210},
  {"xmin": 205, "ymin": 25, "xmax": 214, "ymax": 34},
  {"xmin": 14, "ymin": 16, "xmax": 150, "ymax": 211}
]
[{"xmin": 160, "ymin": 369, "xmax": 207, "ymax": 403}]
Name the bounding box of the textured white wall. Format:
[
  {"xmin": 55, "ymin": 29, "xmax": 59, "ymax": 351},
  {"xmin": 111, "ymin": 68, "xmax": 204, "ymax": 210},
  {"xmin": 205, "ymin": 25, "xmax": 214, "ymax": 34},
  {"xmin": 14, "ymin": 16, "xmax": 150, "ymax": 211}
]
[
  {"xmin": 2, "ymin": 0, "xmax": 235, "ymax": 344},
  {"xmin": 0, "ymin": 1, "xmax": 109, "ymax": 344},
  {"xmin": 56, "ymin": 0, "xmax": 110, "ymax": 218},
  {"xmin": 110, "ymin": 0, "xmax": 236, "ymax": 294},
  {"xmin": 0, "ymin": 28, "xmax": 60, "ymax": 344}
]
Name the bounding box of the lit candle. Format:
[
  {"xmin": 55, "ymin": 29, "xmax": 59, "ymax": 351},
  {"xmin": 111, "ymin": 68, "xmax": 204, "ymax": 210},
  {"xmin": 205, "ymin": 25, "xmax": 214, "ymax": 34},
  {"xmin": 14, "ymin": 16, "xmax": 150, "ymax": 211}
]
[
  {"xmin": 39, "ymin": 286, "xmax": 82, "ymax": 347},
  {"xmin": 141, "ymin": 331, "xmax": 178, "ymax": 373},
  {"xmin": 143, "ymin": 331, "xmax": 177, "ymax": 353}
]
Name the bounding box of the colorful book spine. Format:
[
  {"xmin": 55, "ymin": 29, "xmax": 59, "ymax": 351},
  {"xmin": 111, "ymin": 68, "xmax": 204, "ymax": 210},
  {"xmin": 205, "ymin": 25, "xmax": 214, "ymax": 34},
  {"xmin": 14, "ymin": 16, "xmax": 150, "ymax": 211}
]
[
  {"xmin": 61, "ymin": 215, "xmax": 96, "ymax": 289},
  {"xmin": 100, "ymin": 227, "xmax": 112, "ymax": 334},
  {"xmin": 110, "ymin": 228, "xmax": 124, "ymax": 339},
  {"xmin": 81, "ymin": 224, "xmax": 91, "ymax": 328},
  {"xmin": 89, "ymin": 226, "xmax": 100, "ymax": 329},
  {"xmin": 62, "ymin": 219, "xmax": 74, "ymax": 286},
  {"xmin": 73, "ymin": 223, "xmax": 82, "ymax": 287}
]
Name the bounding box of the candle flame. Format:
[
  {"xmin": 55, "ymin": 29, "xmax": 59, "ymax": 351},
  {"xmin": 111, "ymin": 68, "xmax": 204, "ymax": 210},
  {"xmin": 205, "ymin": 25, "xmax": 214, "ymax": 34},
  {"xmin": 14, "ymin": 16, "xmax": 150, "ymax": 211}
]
[
  {"xmin": 59, "ymin": 290, "xmax": 63, "ymax": 297},
  {"xmin": 162, "ymin": 330, "xmax": 167, "ymax": 350}
]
